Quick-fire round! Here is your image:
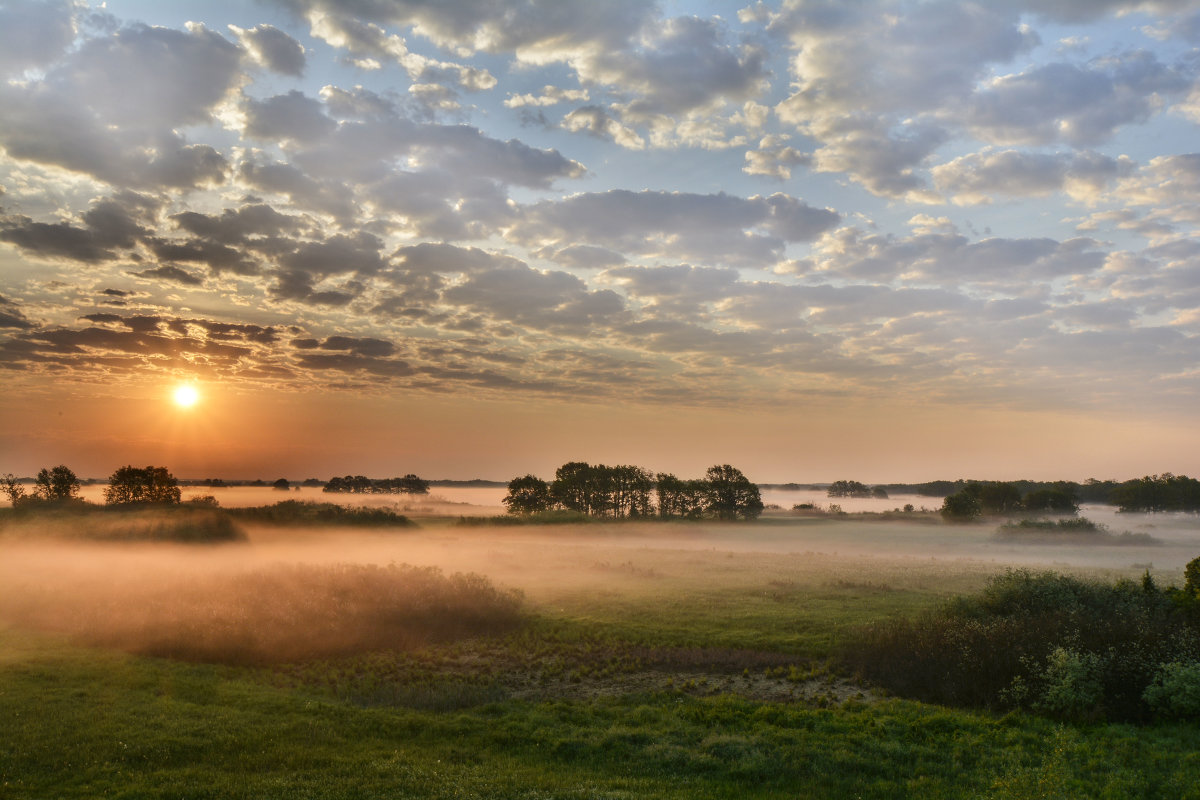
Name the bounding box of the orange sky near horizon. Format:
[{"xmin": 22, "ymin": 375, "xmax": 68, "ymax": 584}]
[{"xmin": 2, "ymin": 376, "xmax": 1196, "ymax": 484}]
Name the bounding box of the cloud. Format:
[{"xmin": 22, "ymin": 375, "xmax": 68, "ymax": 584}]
[
  {"xmin": 933, "ymin": 149, "xmax": 1136, "ymax": 204},
  {"xmin": 131, "ymin": 265, "xmax": 205, "ymax": 286},
  {"xmin": 744, "ymin": 135, "xmax": 812, "ymax": 180},
  {"xmin": 0, "ymin": 0, "xmax": 76, "ymax": 75},
  {"xmin": 962, "ymin": 51, "xmax": 1195, "ymax": 147},
  {"xmin": 443, "ymin": 263, "xmax": 625, "ymax": 334},
  {"xmin": 230, "ymin": 24, "xmax": 307, "ymax": 76},
  {"xmin": 304, "ymin": 10, "xmax": 496, "ymax": 91},
  {"xmin": 242, "ymin": 91, "xmax": 337, "ymax": 144},
  {"xmin": 562, "ymin": 106, "xmax": 646, "ymax": 150},
  {"xmin": 509, "ymin": 190, "xmax": 839, "ymax": 266},
  {"xmin": 505, "ymin": 86, "xmax": 589, "ymax": 108},
  {"xmin": 0, "ymin": 295, "xmax": 34, "ymax": 330}
]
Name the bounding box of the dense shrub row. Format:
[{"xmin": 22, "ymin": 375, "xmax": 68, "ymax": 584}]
[
  {"xmin": 843, "ymin": 568, "xmax": 1200, "ymax": 722},
  {"xmin": 227, "ymin": 500, "xmax": 415, "ymax": 527}
]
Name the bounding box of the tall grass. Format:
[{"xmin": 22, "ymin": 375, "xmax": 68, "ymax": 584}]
[{"xmin": 0, "ymin": 563, "xmax": 524, "ymax": 665}]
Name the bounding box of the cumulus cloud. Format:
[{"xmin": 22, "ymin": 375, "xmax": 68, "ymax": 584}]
[
  {"xmin": 744, "ymin": 135, "xmax": 811, "ymax": 180},
  {"xmin": 962, "ymin": 51, "xmax": 1196, "ymax": 147},
  {"xmin": 562, "ymin": 106, "xmax": 646, "ymax": 150},
  {"xmin": 230, "ymin": 23, "xmax": 307, "ymax": 75},
  {"xmin": 505, "ymin": 86, "xmax": 590, "ymax": 108},
  {"xmin": 933, "ymin": 148, "xmax": 1136, "ymax": 204}
]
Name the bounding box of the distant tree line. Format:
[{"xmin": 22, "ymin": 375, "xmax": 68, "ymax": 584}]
[
  {"xmin": 940, "ymin": 481, "xmax": 1080, "ymax": 520},
  {"xmin": 502, "ymin": 462, "xmax": 764, "ymax": 521},
  {"xmin": 1111, "ymin": 474, "xmax": 1200, "ymax": 512},
  {"xmin": 323, "ymin": 474, "xmax": 430, "ymax": 494}
]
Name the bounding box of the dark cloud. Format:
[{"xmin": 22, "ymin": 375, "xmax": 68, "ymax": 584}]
[
  {"xmin": 0, "ymin": 295, "xmax": 34, "ymax": 329},
  {"xmin": 319, "ymin": 336, "xmax": 396, "ymax": 357},
  {"xmin": 243, "ymin": 91, "xmax": 337, "ymax": 144},
  {"xmin": 131, "ymin": 265, "xmax": 205, "ymax": 286}
]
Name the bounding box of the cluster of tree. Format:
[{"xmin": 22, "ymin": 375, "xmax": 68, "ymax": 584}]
[
  {"xmin": 104, "ymin": 465, "xmax": 182, "ymax": 505},
  {"xmin": 3, "ymin": 464, "xmax": 184, "ymax": 508},
  {"xmin": 502, "ymin": 462, "xmax": 764, "ymax": 521},
  {"xmin": 323, "ymin": 474, "xmax": 430, "ymax": 494},
  {"xmin": 1111, "ymin": 474, "xmax": 1200, "ymax": 512},
  {"xmin": 2, "ymin": 465, "xmax": 82, "ymax": 507},
  {"xmin": 826, "ymin": 480, "xmax": 888, "ymax": 498},
  {"xmin": 940, "ymin": 481, "xmax": 1078, "ymax": 520}
]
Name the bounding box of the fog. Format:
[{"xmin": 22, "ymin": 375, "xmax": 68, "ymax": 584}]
[{"xmin": 3, "ymin": 491, "xmax": 1199, "ymax": 665}]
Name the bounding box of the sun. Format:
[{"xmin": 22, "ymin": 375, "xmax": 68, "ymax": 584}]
[{"xmin": 173, "ymin": 384, "xmax": 200, "ymax": 408}]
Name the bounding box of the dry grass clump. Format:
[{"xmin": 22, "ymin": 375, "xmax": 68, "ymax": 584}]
[{"xmin": 0, "ymin": 562, "xmax": 523, "ymax": 665}]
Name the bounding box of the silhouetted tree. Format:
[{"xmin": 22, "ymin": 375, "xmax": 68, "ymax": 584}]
[
  {"xmin": 33, "ymin": 465, "xmax": 80, "ymax": 502},
  {"xmin": 104, "ymin": 465, "xmax": 181, "ymax": 505},
  {"xmin": 655, "ymin": 473, "xmax": 709, "ymax": 519},
  {"xmin": 2, "ymin": 473, "xmax": 26, "ymax": 506},
  {"xmin": 502, "ymin": 475, "xmax": 551, "ymax": 515},
  {"xmin": 272, "ymin": 478, "xmax": 290, "ymax": 491},
  {"xmin": 940, "ymin": 490, "xmax": 982, "ymax": 520},
  {"xmin": 705, "ymin": 464, "xmax": 764, "ymax": 520},
  {"xmin": 551, "ymin": 462, "xmax": 597, "ymax": 514}
]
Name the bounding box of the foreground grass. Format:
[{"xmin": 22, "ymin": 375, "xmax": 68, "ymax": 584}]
[{"xmin": 5, "ymin": 622, "xmax": 1200, "ymax": 799}]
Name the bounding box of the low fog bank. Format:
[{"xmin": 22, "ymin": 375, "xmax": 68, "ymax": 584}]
[{"xmin": 3, "ymin": 505, "xmax": 1197, "ymax": 664}]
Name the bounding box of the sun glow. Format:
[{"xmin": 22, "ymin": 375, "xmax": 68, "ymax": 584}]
[{"xmin": 173, "ymin": 384, "xmax": 200, "ymax": 408}]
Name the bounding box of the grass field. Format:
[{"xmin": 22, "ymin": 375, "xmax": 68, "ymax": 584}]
[{"xmin": 3, "ymin": 511, "xmax": 1200, "ymax": 798}]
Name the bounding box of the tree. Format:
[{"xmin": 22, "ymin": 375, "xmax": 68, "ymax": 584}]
[
  {"xmin": 502, "ymin": 475, "xmax": 551, "ymax": 515},
  {"xmin": 940, "ymin": 489, "xmax": 981, "ymax": 520},
  {"xmin": 551, "ymin": 462, "xmax": 597, "ymax": 514},
  {"xmin": 655, "ymin": 473, "xmax": 708, "ymax": 519},
  {"xmin": 32, "ymin": 465, "xmax": 80, "ymax": 502},
  {"xmin": 104, "ymin": 465, "xmax": 181, "ymax": 505},
  {"xmin": 273, "ymin": 478, "xmax": 291, "ymax": 491},
  {"xmin": 2, "ymin": 473, "xmax": 26, "ymax": 506},
  {"xmin": 704, "ymin": 464, "xmax": 764, "ymax": 520}
]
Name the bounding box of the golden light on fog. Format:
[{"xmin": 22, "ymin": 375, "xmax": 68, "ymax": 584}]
[{"xmin": 173, "ymin": 384, "xmax": 200, "ymax": 409}]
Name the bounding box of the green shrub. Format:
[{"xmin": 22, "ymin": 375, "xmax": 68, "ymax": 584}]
[
  {"xmin": 1144, "ymin": 661, "xmax": 1200, "ymax": 719},
  {"xmin": 842, "ymin": 569, "xmax": 1200, "ymax": 722},
  {"xmin": 1035, "ymin": 648, "xmax": 1103, "ymax": 720}
]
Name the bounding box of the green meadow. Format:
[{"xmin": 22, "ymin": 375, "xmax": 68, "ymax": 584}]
[{"xmin": 4, "ymin": 508, "xmax": 1200, "ymax": 798}]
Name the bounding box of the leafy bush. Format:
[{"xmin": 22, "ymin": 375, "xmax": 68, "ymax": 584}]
[
  {"xmin": 1143, "ymin": 661, "xmax": 1200, "ymax": 719},
  {"xmin": 843, "ymin": 569, "xmax": 1200, "ymax": 721}
]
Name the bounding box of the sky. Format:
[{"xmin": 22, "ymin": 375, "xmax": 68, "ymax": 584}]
[{"xmin": 2, "ymin": 0, "xmax": 1200, "ymax": 483}]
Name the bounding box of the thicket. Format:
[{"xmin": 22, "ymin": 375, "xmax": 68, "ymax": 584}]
[{"xmin": 843, "ymin": 567, "xmax": 1200, "ymax": 722}]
